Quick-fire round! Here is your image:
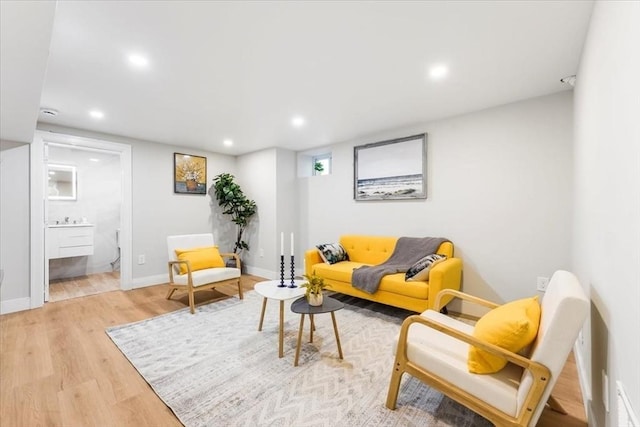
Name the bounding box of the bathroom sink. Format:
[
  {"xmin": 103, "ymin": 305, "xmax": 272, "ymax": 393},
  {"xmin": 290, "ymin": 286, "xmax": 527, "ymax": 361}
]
[{"xmin": 49, "ymin": 223, "xmax": 94, "ymax": 228}]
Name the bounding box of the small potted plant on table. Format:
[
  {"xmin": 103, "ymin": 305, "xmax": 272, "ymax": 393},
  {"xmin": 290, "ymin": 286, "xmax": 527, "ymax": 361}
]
[{"xmin": 301, "ymin": 274, "xmax": 330, "ymax": 306}]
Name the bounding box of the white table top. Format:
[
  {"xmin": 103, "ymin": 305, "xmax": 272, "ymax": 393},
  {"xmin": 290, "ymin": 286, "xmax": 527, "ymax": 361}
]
[{"xmin": 254, "ymin": 279, "xmax": 306, "ymax": 301}]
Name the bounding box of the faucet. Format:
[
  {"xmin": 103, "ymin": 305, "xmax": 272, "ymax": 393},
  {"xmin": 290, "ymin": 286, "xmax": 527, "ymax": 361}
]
[{"xmin": 65, "ymin": 216, "xmax": 69, "ymax": 224}]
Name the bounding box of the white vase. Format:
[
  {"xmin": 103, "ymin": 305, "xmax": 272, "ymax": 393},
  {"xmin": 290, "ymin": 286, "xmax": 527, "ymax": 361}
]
[{"xmin": 308, "ymin": 293, "xmax": 323, "ymax": 306}]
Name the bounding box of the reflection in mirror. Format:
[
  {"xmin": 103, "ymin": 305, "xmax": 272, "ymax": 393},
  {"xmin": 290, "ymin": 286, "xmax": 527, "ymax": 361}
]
[{"xmin": 48, "ymin": 164, "xmax": 77, "ymax": 201}]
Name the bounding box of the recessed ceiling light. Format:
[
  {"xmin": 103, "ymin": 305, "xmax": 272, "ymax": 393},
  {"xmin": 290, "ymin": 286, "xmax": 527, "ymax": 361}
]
[
  {"xmin": 49, "ymin": 171, "xmax": 56, "ymax": 175},
  {"xmin": 223, "ymin": 139, "xmax": 233, "ymax": 147},
  {"xmin": 89, "ymin": 110, "xmax": 104, "ymax": 119},
  {"xmin": 291, "ymin": 116, "xmax": 306, "ymax": 128},
  {"xmin": 89, "ymin": 158, "xmax": 100, "ymax": 162},
  {"xmin": 429, "ymin": 64, "xmax": 449, "ymax": 80},
  {"xmin": 128, "ymin": 53, "xmax": 149, "ymax": 68}
]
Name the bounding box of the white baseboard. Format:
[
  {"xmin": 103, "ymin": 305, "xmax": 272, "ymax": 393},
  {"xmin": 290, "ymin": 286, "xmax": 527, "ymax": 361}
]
[
  {"xmin": 244, "ymin": 266, "xmax": 304, "ymax": 281},
  {"xmin": 245, "ymin": 266, "xmax": 276, "ymax": 280},
  {"xmin": 0, "ymin": 297, "xmax": 31, "ymax": 315},
  {"xmin": 131, "ymin": 266, "xmax": 302, "ymax": 290},
  {"xmin": 132, "ymin": 273, "xmax": 168, "ymax": 289},
  {"xmin": 574, "ymin": 341, "xmax": 592, "ymax": 425}
]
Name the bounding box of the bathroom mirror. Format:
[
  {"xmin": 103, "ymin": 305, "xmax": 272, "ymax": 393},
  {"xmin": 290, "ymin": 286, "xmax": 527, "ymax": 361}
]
[{"xmin": 48, "ymin": 164, "xmax": 77, "ymax": 201}]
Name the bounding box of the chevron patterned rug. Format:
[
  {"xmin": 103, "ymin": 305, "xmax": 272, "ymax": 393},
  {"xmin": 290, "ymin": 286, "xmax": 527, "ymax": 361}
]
[{"xmin": 106, "ymin": 290, "xmax": 491, "ymax": 427}]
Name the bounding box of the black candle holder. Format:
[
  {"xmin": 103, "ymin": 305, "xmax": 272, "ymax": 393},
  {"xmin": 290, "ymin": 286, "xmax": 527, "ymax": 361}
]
[
  {"xmin": 289, "ymin": 255, "xmax": 297, "ymax": 288},
  {"xmin": 278, "ymin": 255, "xmax": 286, "ymax": 287}
]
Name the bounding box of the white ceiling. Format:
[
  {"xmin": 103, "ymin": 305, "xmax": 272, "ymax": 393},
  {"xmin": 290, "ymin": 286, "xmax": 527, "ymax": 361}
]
[{"xmin": 2, "ymin": 1, "xmax": 594, "ymax": 155}]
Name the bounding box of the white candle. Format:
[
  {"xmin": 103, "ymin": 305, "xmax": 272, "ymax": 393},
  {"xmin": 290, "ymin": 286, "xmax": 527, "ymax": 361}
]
[
  {"xmin": 280, "ymin": 232, "xmax": 284, "ymax": 256},
  {"xmin": 290, "ymin": 232, "xmax": 294, "ymax": 255}
]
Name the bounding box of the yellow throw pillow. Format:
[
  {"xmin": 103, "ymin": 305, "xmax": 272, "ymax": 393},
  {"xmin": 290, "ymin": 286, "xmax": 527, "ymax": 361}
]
[
  {"xmin": 468, "ymin": 296, "xmax": 541, "ymax": 374},
  {"xmin": 175, "ymin": 246, "xmax": 225, "ymax": 274}
]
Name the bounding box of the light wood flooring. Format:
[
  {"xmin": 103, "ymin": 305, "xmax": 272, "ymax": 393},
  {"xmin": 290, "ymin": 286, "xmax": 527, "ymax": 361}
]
[
  {"xmin": 49, "ymin": 272, "xmax": 121, "ymax": 302},
  {"xmin": 0, "ymin": 275, "xmax": 587, "ymax": 427}
]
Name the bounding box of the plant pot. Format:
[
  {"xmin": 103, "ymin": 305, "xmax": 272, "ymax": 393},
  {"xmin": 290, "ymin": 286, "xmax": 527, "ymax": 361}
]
[{"xmin": 307, "ymin": 293, "xmax": 323, "ymax": 306}]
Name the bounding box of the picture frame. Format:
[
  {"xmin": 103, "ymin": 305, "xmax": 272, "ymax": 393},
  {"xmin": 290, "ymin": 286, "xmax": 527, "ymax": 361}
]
[
  {"xmin": 174, "ymin": 153, "xmax": 207, "ymax": 195},
  {"xmin": 354, "ymin": 133, "xmax": 427, "ymax": 201}
]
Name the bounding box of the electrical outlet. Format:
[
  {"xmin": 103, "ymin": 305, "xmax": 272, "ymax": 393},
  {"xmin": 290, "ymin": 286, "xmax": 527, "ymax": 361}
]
[
  {"xmin": 138, "ymin": 254, "xmax": 145, "ymax": 265},
  {"xmin": 536, "ymin": 276, "xmax": 549, "ymax": 292},
  {"xmin": 579, "ymin": 330, "xmax": 584, "ymax": 346}
]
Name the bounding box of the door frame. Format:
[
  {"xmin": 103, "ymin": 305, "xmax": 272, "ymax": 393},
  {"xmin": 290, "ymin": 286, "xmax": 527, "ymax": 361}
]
[{"xmin": 30, "ymin": 130, "xmax": 133, "ymax": 308}]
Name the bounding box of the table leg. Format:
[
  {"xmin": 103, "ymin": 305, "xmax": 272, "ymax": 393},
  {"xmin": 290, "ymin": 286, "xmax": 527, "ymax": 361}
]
[
  {"xmin": 279, "ymin": 300, "xmax": 284, "ymax": 358},
  {"xmin": 258, "ymin": 297, "xmax": 267, "ymax": 331},
  {"xmin": 294, "ymin": 314, "xmax": 305, "ymax": 367},
  {"xmin": 331, "ymin": 312, "xmax": 344, "ymax": 360},
  {"xmin": 309, "ymin": 314, "xmax": 314, "ymax": 343}
]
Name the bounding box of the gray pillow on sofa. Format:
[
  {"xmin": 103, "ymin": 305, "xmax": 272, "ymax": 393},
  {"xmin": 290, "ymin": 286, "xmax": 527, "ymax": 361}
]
[
  {"xmin": 405, "ymin": 254, "xmax": 447, "ymax": 281},
  {"xmin": 316, "ymin": 243, "xmax": 349, "ymax": 265}
]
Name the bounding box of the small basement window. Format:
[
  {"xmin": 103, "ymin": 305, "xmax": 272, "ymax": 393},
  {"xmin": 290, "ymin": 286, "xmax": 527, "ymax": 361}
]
[{"xmin": 312, "ymin": 154, "xmax": 331, "ymax": 176}]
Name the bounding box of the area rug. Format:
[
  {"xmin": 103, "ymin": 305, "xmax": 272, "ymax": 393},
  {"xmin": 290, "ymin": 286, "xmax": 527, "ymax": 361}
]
[{"xmin": 106, "ymin": 291, "xmax": 491, "ymax": 427}]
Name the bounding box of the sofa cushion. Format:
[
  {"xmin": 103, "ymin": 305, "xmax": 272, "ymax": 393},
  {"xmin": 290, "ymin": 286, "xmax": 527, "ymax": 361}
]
[
  {"xmin": 339, "ymin": 235, "xmax": 397, "ymax": 265},
  {"xmin": 406, "ymin": 253, "xmax": 447, "ymax": 281},
  {"xmin": 173, "ymin": 267, "xmax": 240, "ymax": 287},
  {"xmin": 316, "ymin": 242, "xmax": 350, "ymax": 264},
  {"xmin": 311, "ymin": 262, "xmax": 430, "ymax": 300},
  {"xmin": 378, "ymin": 273, "xmax": 430, "ymax": 299},
  {"xmin": 312, "ymin": 261, "xmax": 366, "ymax": 283},
  {"xmin": 174, "ymin": 246, "xmax": 225, "ymax": 274},
  {"xmin": 468, "ymin": 296, "xmax": 541, "ymax": 374}
]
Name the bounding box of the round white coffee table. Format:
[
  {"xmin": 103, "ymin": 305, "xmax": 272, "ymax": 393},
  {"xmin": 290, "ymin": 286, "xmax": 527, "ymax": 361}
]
[{"xmin": 254, "ymin": 279, "xmax": 306, "ymax": 358}]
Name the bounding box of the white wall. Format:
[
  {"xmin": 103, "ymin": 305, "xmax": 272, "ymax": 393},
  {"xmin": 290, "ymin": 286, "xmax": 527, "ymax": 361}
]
[
  {"xmin": 0, "ymin": 141, "xmax": 31, "ymax": 313},
  {"xmin": 572, "ymin": 2, "xmax": 640, "ymax": 425},
  {"xmin": 233, "ymin": 147, "xmax": 300, "ymax": 279},
  {"xmin": 298, "ymin": 91, "xmax": 574, "ymax": 311},
  {"xmin": 235, "ymin": 148, "xmax": 277, "ymax": 277},
  {"xmin": 130, "ymin": 139, "xmax": 236, "ymax": 283},
  {"xmin": 276, "ymin": 148, "xmax": 299, "ymax": 275}
]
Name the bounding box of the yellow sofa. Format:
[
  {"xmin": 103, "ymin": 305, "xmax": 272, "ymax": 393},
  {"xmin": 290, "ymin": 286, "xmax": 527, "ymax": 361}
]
[{"xmin": 304, "ymin": 235, "xmax": 462, "ymax": 313}]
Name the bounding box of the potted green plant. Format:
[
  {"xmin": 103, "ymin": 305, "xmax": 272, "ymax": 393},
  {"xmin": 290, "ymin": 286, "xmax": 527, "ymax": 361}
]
[
  {"xmin": 212, "ymin": 173, "xmax": 258, "ymax": 260},
  {"xmin": 301, "ymin": 274, "xmax": 330, "ymax": 306}
]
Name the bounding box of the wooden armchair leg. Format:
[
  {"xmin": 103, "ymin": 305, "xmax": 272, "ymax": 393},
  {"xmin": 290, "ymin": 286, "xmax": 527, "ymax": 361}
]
[
  {"xmin": 237, "ymin": 279, "xmax": 244, "ymax": 300},
  {"xmin": 386, "ymin": 360, "xmax": 404, "ymax": 410},
  {"xmin": 166, "ymin": 288, "xmax": 176, "ymax": 300},
  {"xmin": 547, "ymin": 395, "xmax": 568, "ymax": 414},
  {"xmin": 188, "ymin": 289, "xmax": 195, "ymax": 314}
]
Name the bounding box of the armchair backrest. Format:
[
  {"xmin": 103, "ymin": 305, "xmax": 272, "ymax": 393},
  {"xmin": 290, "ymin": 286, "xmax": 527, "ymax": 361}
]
[
  {"xmin": 516, "ymin": 270, "xmax": 589, "ymax": 426},
  {"xmin": 167, "ymin": 233, "xmax": 214, "ymax": 262}
]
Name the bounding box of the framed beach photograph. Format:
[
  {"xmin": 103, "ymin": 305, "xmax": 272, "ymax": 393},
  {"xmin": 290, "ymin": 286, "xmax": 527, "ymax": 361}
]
[
  {"xmin": 354, "ymin": 133, "xmax": 427, "ymax": 201},
  {"xmin": 174, "ymin": 153, "xmax": 207, "ymax": 194}
]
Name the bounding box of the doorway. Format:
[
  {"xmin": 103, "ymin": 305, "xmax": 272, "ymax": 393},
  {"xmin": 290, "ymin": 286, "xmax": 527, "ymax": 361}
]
[
  {"xmin": 46, "ymin": 143, "xmax": 122, "ymax": 302},
  {"xmin": 30, "ymin": 131, "xmax": 132, "ymax": 308}
]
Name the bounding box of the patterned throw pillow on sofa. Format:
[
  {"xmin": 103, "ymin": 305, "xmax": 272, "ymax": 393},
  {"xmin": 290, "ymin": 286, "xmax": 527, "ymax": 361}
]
[
  {"xmin": 405, "ymin": 253, "xmax": 447, "ymax": 281},
  {"xmin": 316, "ymin": 243, "xmax": 350, "ymax": 265}
]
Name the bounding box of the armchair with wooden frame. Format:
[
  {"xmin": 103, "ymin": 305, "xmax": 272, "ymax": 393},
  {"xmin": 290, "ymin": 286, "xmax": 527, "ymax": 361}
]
[
  {"xmin": 166, "ymin": 233, "xmax": 243, "ymax": 314},
  {"xmin": 386, "ymin": 270, "xmax": 588, "ymax": 427}
]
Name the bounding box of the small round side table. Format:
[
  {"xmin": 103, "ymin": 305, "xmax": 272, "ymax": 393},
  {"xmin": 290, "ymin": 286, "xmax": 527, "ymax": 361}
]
[{"xmin": 290, "ymin": 295, "xmax": 345, "ymax": 366}]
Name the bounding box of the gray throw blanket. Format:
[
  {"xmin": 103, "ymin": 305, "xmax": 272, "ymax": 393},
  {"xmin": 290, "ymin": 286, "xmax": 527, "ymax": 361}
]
[{"xmin": 352, "ymin": 237, "xmax": 449, "ymax": 294}]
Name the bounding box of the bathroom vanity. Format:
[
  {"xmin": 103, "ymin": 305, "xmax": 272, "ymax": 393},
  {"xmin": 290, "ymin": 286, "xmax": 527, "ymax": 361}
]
[{"xmin": 48, "ymin": 224, "xmax": 94, "ymax": 259}]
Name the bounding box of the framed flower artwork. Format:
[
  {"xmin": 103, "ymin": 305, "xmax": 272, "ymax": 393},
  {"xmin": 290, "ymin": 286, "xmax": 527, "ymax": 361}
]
[{"xmin": 174, "ymin": 153, "xmax": 207, "ymax": 194}]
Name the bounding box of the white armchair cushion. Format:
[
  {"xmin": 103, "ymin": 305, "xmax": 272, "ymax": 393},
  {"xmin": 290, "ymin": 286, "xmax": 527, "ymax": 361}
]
[
  {"xmin": 398, "ymin": 310, "xmax": 522, "ymax": 417},
  {"xmin": 173, "ymin": 267, "xmax": 240, "ymax": 287}
]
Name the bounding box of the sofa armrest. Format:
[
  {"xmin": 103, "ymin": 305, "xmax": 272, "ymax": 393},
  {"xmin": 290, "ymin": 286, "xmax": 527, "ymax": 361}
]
[
  {"xmin": 304, "ymin": 249, "xmax": 323, "ymax": 276},
  {"xmin": 427, "ymin": 257, "xmax": 462, "ymax": 310}
]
